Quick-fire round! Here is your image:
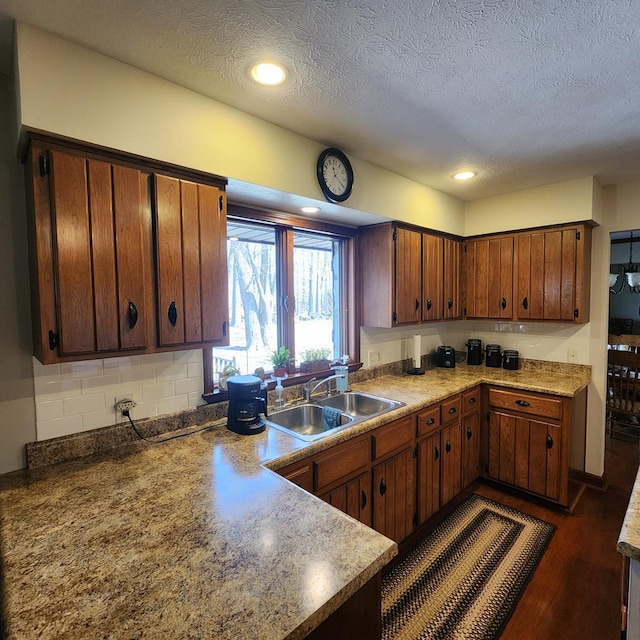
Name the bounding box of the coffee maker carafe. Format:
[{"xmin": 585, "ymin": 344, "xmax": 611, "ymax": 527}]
[{"xmin": 227, "ymin": 375, "xmax": 267, "ymax": 435}]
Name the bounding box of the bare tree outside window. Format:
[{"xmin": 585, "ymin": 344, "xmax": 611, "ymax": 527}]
[{"xmin": 212, "ymin": 221, "xmax": 342, "ymax": 382}]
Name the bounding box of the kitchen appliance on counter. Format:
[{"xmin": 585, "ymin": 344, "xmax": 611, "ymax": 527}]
[
  {"xmin": 436, "ymin": 345, "xmax": 456, "ymax": 368},
  {"xmin": 485, "ymin": 344, "xmax": 502, "ymax": 368},
  {"xmin": 466, "ymin": 339, "xmax": 483, "ymax": 365},
  {"xmin": 226, "ymin": 375, "xmax": 268, "ymax": 435},
  {"xmin": 503, "ymin": 349, "xmax": 520, "ymax": 370}
]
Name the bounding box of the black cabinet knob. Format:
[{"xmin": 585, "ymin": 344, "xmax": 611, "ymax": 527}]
[
  {"xmin": 127, "ymin": 301, "xmax": 138, "ymax": 330},
  {"xmin": 379, "ymin": 478, "xmax": 387, "ymax": 496},
  {"xmin": 168, "ymin": 301, "xmax": 178, "ymax": 327}
]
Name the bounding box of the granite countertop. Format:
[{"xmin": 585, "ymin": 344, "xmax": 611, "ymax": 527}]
[
  {"xmin": 0, "ymin": 362, "xmax": 591, "ymax": 639},
  {"xmin": 619, "ymin": 467, "xmax": 640, "ymax": 561}
]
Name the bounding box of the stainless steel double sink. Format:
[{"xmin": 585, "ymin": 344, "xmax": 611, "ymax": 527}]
[{"xmin": 264, "ymin": 391, "xmax": 405, "ymax": 441}]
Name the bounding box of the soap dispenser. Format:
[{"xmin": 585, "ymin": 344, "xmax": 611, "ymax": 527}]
[{"xmin": 274, "ymin": 378, "xmax": 285, "ymax": 410}]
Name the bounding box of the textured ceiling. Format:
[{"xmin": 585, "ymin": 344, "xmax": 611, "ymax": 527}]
[{"xmin": 0, "ymin": 0, "xmax": 639, "ymax": 202}]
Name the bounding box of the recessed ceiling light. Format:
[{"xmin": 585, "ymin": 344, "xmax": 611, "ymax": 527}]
[
  {"xmin": 250, "ymin": 62, "xmax": 287, "ymax": 86},
  {"xmin": 452, "ymin": 171, "xmax": 477, "ymax": 180},
  {"xmin": 301, "ymin": 206, "xmax": 320, "ymax": 214},
  {"xmin": 228, "ymin": 236, "xmax": 239, "ymax": 242}
]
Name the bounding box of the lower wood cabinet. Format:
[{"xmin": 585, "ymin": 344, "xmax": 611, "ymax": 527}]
[
  {"xmin": 276, "ymin": 383, "xmax": 575, "ymax": 550},
  {"xmin": 461, "ymin": 386, "xmax": 481, "ymax": 489},
  {"xmin": 372, "ymin": 447, "xmax": 415, "ymax": 541},
  {"xmin": 417, "ymin": 430, "xmax": 441, "ymax": 525},
  {"xmin": 488, "ymin": 410, "xmax": 561, "ymax": 502},
  {"xmin": 485, "ymin": 386, "xmax": 569, "ymax": 505},
  {"xmin": 320, "ymin": 472, "xmax": 372, "ymax": 527}
]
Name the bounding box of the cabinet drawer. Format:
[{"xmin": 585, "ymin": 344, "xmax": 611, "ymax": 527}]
[
  {"xmin": 417, "ymin": 406, "xmax": 441, "ymax": 438},
  {"xmin": 462, "ymin": 387, "xmax": 480, "ymax": 415},
  {"xmin": 441, "ymin": 396, "xmax": 461, "ymax": 424},
  {"xmin": 488, "ymin": 387, "xmax": 563, "ymax": 420},
  {"xmin": 372, "ymin": 416, "xmax": 414, "ymax": 460},
  {"xmin": 314, "ymin": 436, "xmax": 371, "ymax": 492}
]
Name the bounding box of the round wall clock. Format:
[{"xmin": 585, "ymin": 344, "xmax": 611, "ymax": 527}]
[{"xmin": 316, "ymin": 147, "xmax": 354, "ymax": 203}]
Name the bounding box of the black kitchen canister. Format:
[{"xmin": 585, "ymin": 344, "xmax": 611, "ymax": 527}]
[
  {"xmin": 503, "ymin": 349, "xmax": 519, "ymax": 370},
  {"xmin": 466, "ymin": 339, "xmax": 483, "ymax": 365},
  {"xmin": 485, "ymin": 344, "xmax": 502, "ymax": 368}
]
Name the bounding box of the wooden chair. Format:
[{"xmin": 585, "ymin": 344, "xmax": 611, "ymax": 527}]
[{"xmin": 607, "ymin": 350, "xmax": 640, "ymax": 438}]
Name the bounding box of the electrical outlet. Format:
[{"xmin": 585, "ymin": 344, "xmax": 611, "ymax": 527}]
[
  {"xmin": 567, "ymin": 347, "xmax": 579, "ymax": 363},
  {"xmin": 114, "ymin": 397, "xmax": 137, "ymax": 413},
  {"xmin": 368, "ymin": 350, "xmax": 381, "ymax": 367}
]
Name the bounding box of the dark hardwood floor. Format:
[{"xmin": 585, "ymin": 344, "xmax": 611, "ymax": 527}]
[{"xmin": 474, "ymin": 436, "xmax": 639, "ymax": 640}]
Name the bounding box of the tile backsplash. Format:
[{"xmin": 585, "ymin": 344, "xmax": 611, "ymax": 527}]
[
  {"xmin": 32, "ymin": 320, "xmax": 591, "ymax": 442},
  {"xmin": 33, "ymin": 350, "xmax": 204, "ymax": 441},
  {"xmin": 361, "ymin": 320, "xmax": 591, "ymax": 368}
]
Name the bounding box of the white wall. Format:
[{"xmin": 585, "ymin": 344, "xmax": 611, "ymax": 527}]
[
  {"xmin": 15, "ymin": 23, "xmax": 465, "ymax": 236},
  {"xmin": 465, "ymin": 176, "xmax": 600, "ymax": 235},
  {"xmin": 0, "ymin": 71, "xmax": 36, "ymax": 471}
]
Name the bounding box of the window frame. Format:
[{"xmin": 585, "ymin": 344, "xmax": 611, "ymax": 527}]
[{"xmin": 203, "ymin": 203, "xmax": 360, "ymax": 396}]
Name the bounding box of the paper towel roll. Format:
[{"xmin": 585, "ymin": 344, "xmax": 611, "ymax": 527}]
[{"xmin": 413, "ymin": 334, "xmax": 421, "ymax": 369}]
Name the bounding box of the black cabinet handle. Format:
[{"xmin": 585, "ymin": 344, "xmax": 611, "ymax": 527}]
[
  {"xmin": 127, "ymin": 301, "xmax": 138, "ymax": 330},
  {"xmin": 501, "ymin": 297, "xmax": 507, "ymax": 310},
  {"xmin": 469, "ymin": 397, "xmax": 476, "ymax": 404},
  {"xmin": 222, "ymin": 320, "xmax": 227, "ymax": 336},
  {"xmin": 168, "ymin": 301, "xmax": 178, "ymax": 327},
  {"xmin": 434, "ymin": 446, "xmax": 439, "ymax": 461},
  {"xmin": 415, "ymin": 298, "xmax": 420, "ymax": 312},
  {"xmin": 467, "ymin": 427, "xmax": 473, "ymax": 439},
  {"xmin": 426, "ymin": 298, "xmax": 432, "ymax": 311},
  {"xmin": 448, "ymin": 407, "xmax": 457, "ymax": 414},
  {"xmin": 515, "ymin": 400, "xmax": 531, "ymax": 407},
  {"xmin": 546, "ymin": 435, "xmax": 554, "ymax": 449},
  {"xmin": 426, "ymin": 417, "xmax": 435, "ymax": 425},
  {"xmin": 379, "ymin": 478, "xmax": 387, "ymax": 496},
  {"xmin": 361, "ymin": 490, "xmax": 367, "ymax": 510},
  {"xmin": 445, "ymin": 440, "xmax": 451, "ymax": 453},
  {"xmin": 522, "ymin": 296, "xmax": 528, "ymax": 310},
  {"xmin": 448, "ymin": 297, "xmax": 453, "ymax": 310}
]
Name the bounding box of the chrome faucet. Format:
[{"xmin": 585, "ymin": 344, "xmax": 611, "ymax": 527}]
[{"xmin": 302, "ymin": 373, "xmax": 347, "ymax": 402}]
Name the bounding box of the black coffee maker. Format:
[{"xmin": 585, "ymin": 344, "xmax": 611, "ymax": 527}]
[{"xmin": 227, "ymin": 375, "xmax": 268, "ymax": 435}]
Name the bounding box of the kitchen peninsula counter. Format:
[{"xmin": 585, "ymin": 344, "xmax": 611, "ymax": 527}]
[{"xmin": 0, "ymin": 362, "xmax": 590, "ymax": 639}]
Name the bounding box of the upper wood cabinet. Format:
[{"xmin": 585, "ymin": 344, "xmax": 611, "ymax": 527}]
[
  {"xmin": 24, "ymin": 135, "xmax": 229, "ymax": 363},
  {"xmin": 360, "ymin": 223, "xmax": 463, "ymax": 327},
  {"xmin": 465, "ymin": 223, "xmax": 591, "ymax": 323},
  {"xmin": 154, "ymin": 175, "xmax": 229, "ymax": 347},
  {"xmin": 516, "ymin": 225, "xmax": 591, "ymax": 322},
  {"xmin": 443, "ymin": 238, "xmax": 463, "ymax": 320},
  {"xmin": 26, "ymin": 139, "xmax": 153, "ymax": 364},
  {"xmin": 394, "ymin": 227, "xmax": 422, "ymax": 324},
  {"xmin": 465, "ymin": 235, "xmax": 514, "ymax": 320}
]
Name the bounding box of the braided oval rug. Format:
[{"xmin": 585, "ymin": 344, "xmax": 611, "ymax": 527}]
[{"xmin": 382, "ymin": 494, "xmax": 555, "ymax": 640}]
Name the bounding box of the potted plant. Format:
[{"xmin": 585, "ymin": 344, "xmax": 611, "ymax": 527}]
[
  {"xmin": 271, "ymin": 346, "xmax": 291, "ymax": 378},
  {"xmin": 218, "ymin": 363, "xmax": 240, "ymax": 390},
  {"xmin": 299, "ymin": 347, "xmax": 331, "ymax": 373}
]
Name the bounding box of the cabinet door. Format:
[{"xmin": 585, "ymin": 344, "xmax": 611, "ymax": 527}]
[
  {"xmin": 488, "ymin": 410, "xmax": 562, "ymax": 501},
  {"xmin": 443, "ymin": 238, "xmax": 462, "ymax": 320},
  {"xmin": 394, "ymin": 227, "xmax": 422, "ymax": 324},
  {"xmin": 517, "ymin": 227, "xmax": 583, "ymax": 321},
  {"xmin": 417, "ymin": 432, "xmax": 441, "ymax": 526},
  {"xmin": 465, "ymin": 236, "xmax": 513, "ymax": 319},
  {"xmin": 461, "ymin": 411, "xmax": 480, "ymax": 488},
  {"xmin": 47, "ymin": 149, "xmax": 149, "ymax": 357},
  {"xmin": 441, "ymin": 421, "xmax": 462, "ymax": 505},
  {"xmin": 422, "ymin": 233, "xmax": 443, "ymax": 321},
  {"xmin": 320, "ymin": 472, "xmax": 372, "ymax": 527},
  {"xmin": 154, "ymin": 175, "xmax": 228, "ymax": 347},
  {"xmin": 373, "ymin": 447, "xmax": 416, "ymax": 542}
]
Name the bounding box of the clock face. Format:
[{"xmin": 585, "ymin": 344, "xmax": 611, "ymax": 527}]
[{"xmin": 316, "ymin": 148, "xmax": 354, "ymax": 202}]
